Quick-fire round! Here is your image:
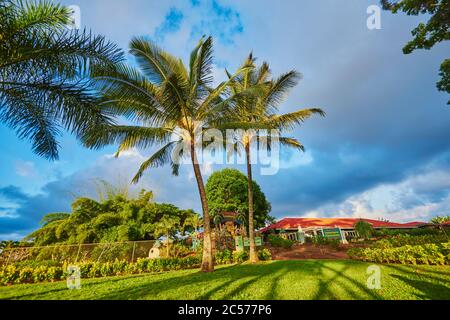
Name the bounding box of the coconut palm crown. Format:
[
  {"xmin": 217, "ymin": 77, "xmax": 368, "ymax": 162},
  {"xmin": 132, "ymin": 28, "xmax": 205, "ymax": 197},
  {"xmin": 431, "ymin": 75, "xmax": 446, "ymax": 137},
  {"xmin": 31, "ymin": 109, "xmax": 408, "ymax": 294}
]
[
  {"xmin": 220, "ymin": 53, "xmax": 326, "ymax": 263},
  {"xmin": 0, "ymin": 0, "xmax": 123, "ymax": 159},
  {"xmin": 82, "ymin": 36, "xmax": 253, "ymax": 272}
]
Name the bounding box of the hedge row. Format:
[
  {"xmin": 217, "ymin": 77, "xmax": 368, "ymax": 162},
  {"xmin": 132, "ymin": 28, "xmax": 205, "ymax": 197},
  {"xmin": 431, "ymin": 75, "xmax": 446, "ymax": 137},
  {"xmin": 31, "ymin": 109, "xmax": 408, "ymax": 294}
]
[
  {"xmin": 348, "ymin": 242, "xmax": 450, "ymax": 265},
  {"xmin": 0, "ymin": 256, "xmax": 202, "ymax": 286},
  {"xmin": 1, "ymin": 248, "xmax": 273, "ymax": 286},
  {"xmin": 372, "ymin": 234, "xmax": 450, "ymax": 249},
  {"xmin": 214, "ymin": 248, "xmax": 272, "ymax": 264}
]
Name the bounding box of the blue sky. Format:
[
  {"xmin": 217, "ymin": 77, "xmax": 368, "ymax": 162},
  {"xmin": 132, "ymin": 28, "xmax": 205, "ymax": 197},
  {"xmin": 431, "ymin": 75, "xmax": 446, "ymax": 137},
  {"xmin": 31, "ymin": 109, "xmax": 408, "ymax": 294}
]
[{"xmin": 1, "ymin": 0, "xmax": 449, "ymax": 240}]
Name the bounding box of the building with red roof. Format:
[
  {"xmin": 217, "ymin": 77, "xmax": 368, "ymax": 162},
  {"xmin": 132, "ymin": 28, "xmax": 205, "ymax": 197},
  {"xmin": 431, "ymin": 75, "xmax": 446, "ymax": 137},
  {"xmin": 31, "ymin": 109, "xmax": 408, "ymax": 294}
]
[{"xmin": 259, "ymin": 217, "xmax": 430, "ymax": 242}]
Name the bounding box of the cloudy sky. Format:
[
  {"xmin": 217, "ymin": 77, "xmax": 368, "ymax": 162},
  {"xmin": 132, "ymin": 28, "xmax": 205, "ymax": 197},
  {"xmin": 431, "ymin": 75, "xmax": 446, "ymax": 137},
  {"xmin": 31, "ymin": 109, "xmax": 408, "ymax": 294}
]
[{"xmin": 1, "ymin": 0, "xmax": 449, "ymax": 240}]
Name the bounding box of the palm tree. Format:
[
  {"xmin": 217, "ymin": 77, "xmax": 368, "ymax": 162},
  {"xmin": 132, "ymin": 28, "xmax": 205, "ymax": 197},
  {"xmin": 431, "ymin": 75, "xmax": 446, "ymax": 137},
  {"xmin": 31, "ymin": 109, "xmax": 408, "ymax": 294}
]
[
  {"xmin": 82, "ymin": 36, "xmax": 252, "ymax": 272},
  {"xmin": 154, "ymin": 215, "xmax": 180, "ymax": 257},
  {"xmin": 183, "ymin": 213, "xmax": 203, "ymax": 236},
  {"xmin": 222, "ymin": 54, "xmax": 325, "ymax": 263},
  {"xmin": 0, "ymin": 0, "xmax": 123, "ymax": 159}
]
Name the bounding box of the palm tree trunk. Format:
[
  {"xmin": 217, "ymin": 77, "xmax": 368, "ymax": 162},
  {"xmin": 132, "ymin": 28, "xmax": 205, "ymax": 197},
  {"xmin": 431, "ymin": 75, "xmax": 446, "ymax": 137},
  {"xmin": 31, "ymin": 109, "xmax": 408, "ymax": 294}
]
[
  {"xmin": 190, "ymin": 141, "xmax": 214, "ymax": 272},
  {"xmin": 167, "ymin": 232, "xmax": 170, "ymax": 257},
  {"xmin": 245, "ymin": 143, "xmax": 258, "ymax": 263}
]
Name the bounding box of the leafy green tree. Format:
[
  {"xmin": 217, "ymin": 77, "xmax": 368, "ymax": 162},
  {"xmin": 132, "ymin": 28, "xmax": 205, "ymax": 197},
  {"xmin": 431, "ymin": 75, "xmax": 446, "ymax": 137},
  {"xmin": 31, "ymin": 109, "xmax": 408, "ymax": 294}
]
[
  {"xmin": 82, "ymin": 36, "xmax": 252, "ymax": 272},
  {"xmin": 206, "ymin": 168, "xmax": 273, "ymax": 229},
  {"xmin": 381, "ymin": 0, "xmax": 449, "ymax": 103},
  {"xmin": 219, "ymin": 55, "xmax": 324, "ymax": 263},
  {"xmin": 39, "ymin": 213, "xmax": 70, "ymax": 226},
  {"xmin": 431, "ymin": 215, "xmax": 450, "ymax": 224},
  {"xmin": 0, "ymin": 0, "xmax": 123, "ymax": 159},
  {"xmin": 25, "ymin": 189, "xmax": 198, "ymax": 246},
  {"xmin": 354, "ymin": 220, "xmax": 375, "ymax": 240}
]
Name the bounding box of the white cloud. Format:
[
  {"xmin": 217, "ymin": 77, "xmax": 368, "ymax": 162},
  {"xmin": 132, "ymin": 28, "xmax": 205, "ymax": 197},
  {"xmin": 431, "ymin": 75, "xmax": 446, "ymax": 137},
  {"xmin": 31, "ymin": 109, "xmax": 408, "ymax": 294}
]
[
  {"xmin": 14, "ymin": 161, "xmax": 37, "ymax": 177},
  {"xmin": 303, "ymin": 168, "xmax": 450, "ymax": 223},
  {"xmin": 280, "ymin": 151, "xmax": 314, "ymax": 169}
]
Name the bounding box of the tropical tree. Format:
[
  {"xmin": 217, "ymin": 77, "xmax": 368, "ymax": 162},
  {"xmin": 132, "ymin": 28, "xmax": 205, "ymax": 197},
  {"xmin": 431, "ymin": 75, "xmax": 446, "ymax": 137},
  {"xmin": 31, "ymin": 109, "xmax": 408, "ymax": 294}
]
[
  {"xmin": 82, "ymin": 36, "xmax": 252, "ymax": 272},
  {"xmin": 205, "ymin": 168, "xmax": 273, "ymax": 229},
  {"xmin": 381, "ymin": 0, "xmax": 449, "ymax": 104},
  {"xmin": 0, "ymin": 0, "xmax": 123, "ymax": 159},
  {"xmin": 153, "ymin": 215, "xmax": 180, "ymax": 257},
  {"xmin": 431, "ymin": 215, "xmax": 450, "ymax": 224},
  {"xmin": 354, "ymin": 220, "xmax": 374, "ymax": 240},
  {"xmin": 182, "ymin": 213, "xmax": 203, "ymax": 235},
  {"xmin": 26, "ymin": 188, "xmax": 197, "ymax": 245},
  {"xmin": 220, "ymin": 54, "xmax": 325, "ymax": 263}
]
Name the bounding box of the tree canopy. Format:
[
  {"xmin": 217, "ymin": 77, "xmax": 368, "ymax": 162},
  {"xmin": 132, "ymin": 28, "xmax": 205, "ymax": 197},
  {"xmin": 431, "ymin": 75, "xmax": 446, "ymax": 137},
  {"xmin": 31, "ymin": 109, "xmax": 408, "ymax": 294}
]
[
  {"xmin": 26, "ymin": 189, "xmax": 199, "ymax": 245},
  {"xmin": 430, "ymin": 215, "xmax": 450, "ymax": 224},
  {"xmin": 381, "ymin": 0, "xmax": 449, "ymax": 103},
  {"xmin": 354, "ymin": 220, "xmax": 375, "ymax": 240},
  {"xmin": 205, "ymin": 168, "xmax": 274, "ymax": 229},
  {"xmin": 0, "ymin": 0, "xmax": 123, "ymax": 159}
]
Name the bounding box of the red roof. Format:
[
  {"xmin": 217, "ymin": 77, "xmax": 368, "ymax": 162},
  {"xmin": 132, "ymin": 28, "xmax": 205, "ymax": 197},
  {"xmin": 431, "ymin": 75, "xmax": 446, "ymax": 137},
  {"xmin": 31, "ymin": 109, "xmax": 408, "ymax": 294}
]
[
  {"xmin": 443, "ymin": 221, "xmax": 450, "ymax": 226},
  {"xmin": 259, "ymin": 218, "xmax": 428, "ymax": 233}
]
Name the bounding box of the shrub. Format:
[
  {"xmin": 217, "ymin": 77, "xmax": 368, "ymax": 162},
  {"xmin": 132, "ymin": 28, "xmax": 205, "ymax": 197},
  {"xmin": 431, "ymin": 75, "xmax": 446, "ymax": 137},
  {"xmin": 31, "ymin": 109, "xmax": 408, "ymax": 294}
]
[
  {"xmin": 312, "ymin": 235, "xmax": 340, "ymax": 249},
  {"xmin": 267, "ymin": 235, "xmax": 294, "ymax": 249},
  {"xmin": 372, "ymin": 234, "xmax": 449, "ymax": 248},
  {"xmin": 18, "ymin": 267, "xmax": 34, "ymax": 284},
  {"xmin": 168, "ymin": 243, "xmax": 193, "ymax": 258},
  {"xmin": 257, "ymin": 248, "xmax": 272, "ymax": 261},
  {"xmin": 232, "ymin": 250, "xmax": 249, "ymax": 263},
  {"xmin": 0, "ymin": 265, "xmax": 19, "ymax": 285},
  {"xmin": 348, "ymin": 242, "xmax": 450, "ymax": 265},
  {"xmin": 215, "ymin": 249, "xmax": 233, "ymax": 265},
  {"xmin": 0, "ymin": 256, "xmax": 204, "ymax": 286},
  {"xmin": 373, "ymin": 228, "xmax": 441, "ymax": 237}
]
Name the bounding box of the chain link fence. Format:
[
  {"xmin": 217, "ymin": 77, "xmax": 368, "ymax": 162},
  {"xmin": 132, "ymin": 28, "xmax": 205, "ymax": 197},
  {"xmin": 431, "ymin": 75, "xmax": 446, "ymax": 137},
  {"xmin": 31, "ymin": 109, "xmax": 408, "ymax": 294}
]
[{"xmin": 0, "ymin": 240, "xmax": 158, "ymax": 266}]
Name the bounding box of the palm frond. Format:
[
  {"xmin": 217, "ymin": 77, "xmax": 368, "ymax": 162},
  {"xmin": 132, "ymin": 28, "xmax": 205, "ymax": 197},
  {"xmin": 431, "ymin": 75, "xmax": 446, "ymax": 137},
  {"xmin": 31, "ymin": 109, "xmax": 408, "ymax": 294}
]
[
  {"xmin": 131, "ymin": 141, "xmax": 178, "ymax": 184},
  {"xmin": 265, "ymin": 71, "xmax": 302, "ymax": 109},
  {"xmin": 264, "ymin": 108, "xmax": 325, "ymax": 131},
  {"xmin": 0, "ymin": 0, "xmax": 124, "ymax": 159},
  {"xmin": 279, "ymin": 136, "xmax": 305, "ymax": 152}
]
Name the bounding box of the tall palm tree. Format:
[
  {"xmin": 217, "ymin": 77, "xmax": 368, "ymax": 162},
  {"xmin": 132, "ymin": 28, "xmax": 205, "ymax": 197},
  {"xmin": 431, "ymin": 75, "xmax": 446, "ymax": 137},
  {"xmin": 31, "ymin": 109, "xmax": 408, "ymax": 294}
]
[
  {"xmin": 222, "ymin": 54, "xmax": 325, "ymax": 263},
  {"xmin": 0, "ymin": 0, "xmax": 123, "ymax": 159},
  {"xmin": 82, "ymin": 36, "xmax": 252, "ymax": 272}
]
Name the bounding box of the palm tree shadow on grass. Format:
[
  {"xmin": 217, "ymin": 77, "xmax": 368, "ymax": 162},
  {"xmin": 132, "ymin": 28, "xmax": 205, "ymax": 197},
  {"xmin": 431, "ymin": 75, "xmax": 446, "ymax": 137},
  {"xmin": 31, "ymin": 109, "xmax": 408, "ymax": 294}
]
[
  {"xmin": 386, "ymin": 264, "xmax": 450, "ymax": 283},
  {"xmin": 390, "ymin": 275, "xmax": 450, "ymax": 300},
  {"xmin": 95, "ymin": 264, "xmax": 256, "ymax": 300},
  {"xmin": 5, "ymin": 273, "xmax": 152, "ymax": 300},
  {"xmin": 95, "ymin": 262, "xmax": 297, "ymax": 300},
  {"xmin": 264, "ymin": 268, "xmax": 290, "ymax": 300},
  {"xmin": 89, "ymin": 261, "xmax": 384, "ymax": 300},
  {"xmin": 313, "ymin": 261, "xmax": 381, "ymax": 300},
  {"xmin": 384, "ymin": 264, "xmax": 450, "ymax": 300}
]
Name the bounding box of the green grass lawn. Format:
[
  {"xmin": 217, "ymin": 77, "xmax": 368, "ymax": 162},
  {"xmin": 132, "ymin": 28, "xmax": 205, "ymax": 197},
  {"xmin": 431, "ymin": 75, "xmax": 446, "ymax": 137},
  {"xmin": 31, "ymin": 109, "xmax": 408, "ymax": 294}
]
[{"xmin": 1, "ymin": 260, "xmax": 449, "ymax": 300}]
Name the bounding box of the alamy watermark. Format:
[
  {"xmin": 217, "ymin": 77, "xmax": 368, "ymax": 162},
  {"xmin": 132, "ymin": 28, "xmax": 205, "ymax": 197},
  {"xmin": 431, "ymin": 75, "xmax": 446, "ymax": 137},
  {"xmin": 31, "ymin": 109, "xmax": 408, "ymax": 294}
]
[
  {"xmin": 68, "ymin": 5, "xmax": 81, "ymax": 30},
  {"xmin": 366, "ymin": 265, "xmax": 381, "ymax": 290},
  {"xmin": 67, "ymin": 265, "xmax": 81, "ymax": 290},
  {"xmin": 367, "ymin": 5, "xmax": 382, "ymax": 30},
  {"xmin": 171, "ymin": 128, "xmax": 282, "ymax": 176}
]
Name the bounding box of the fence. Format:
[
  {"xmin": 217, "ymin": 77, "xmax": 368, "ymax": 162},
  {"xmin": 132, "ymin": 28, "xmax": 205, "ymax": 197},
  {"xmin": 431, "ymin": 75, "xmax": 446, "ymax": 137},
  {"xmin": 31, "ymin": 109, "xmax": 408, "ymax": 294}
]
[{"xmin": 0, "ymin": 240, "xmax": 158, "ymax": 266}]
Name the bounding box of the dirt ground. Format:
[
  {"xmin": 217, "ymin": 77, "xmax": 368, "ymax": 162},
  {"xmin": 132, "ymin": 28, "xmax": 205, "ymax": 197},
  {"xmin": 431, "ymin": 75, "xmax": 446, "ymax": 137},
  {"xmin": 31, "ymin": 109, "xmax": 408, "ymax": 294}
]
[{"xmin": 268, "ymin": 243, "xmax": 360, "ymax": 260}]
